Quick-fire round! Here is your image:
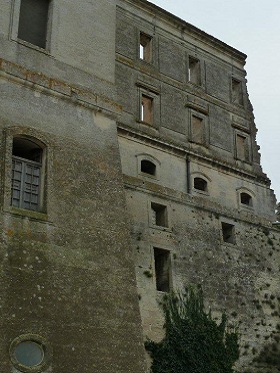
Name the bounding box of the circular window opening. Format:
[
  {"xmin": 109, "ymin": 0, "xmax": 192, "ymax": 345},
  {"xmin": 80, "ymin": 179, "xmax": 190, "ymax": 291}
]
[
  {"xmin": 10, "ymin": 334, "xmax": 51, "ymax": 373},
  {"xmin": 14, "ymin": 340, "xmax": 44, "ymax": 367}
]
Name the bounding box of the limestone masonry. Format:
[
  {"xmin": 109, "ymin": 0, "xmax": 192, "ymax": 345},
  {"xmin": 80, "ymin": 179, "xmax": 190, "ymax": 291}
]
[{"xmin": 0, "ymin": 0, "xmax": 279, "ymax": 372}]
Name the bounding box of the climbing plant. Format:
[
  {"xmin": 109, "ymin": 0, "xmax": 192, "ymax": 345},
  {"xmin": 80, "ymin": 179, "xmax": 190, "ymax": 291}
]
[{"xmin": 145, "ymin": 286, "xmax": 239, "ymax": 373}]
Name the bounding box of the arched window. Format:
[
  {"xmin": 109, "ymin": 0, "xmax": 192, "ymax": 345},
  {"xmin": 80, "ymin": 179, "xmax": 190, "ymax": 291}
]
[
  {"xmin": 141, "ymin": 160, "xmax": 156, "ymax": 176},
  {"xmin": 11, "ymin": 137, "xmax": 44, "ymax": 211},
  {"xmin": 240, "ymin": 192, "xmax": 252, "ymax": 206},
  {"xmin": 193, "ymin": 177, "xmax": 207, "ymax": 192}
]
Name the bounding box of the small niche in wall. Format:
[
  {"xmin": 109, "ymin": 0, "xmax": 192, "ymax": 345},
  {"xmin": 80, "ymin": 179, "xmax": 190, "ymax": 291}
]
[
  {"xmin": 154, "ymin": 247, "xmax": 171, "ymax": 292},
  {"xmin": 151, "ymin": 202, "xmax": 168, "ymax": 227},
  {"xmin": 221, "ymin": 222, "xmax": 236, "ymax": 244}
]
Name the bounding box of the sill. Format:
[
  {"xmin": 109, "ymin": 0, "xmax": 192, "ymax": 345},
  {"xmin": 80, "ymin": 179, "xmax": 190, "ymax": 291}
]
[
  {"xmin": 150, "ymin": 224, "xmax": 172, "ymax": 233},
  {"xmin": 138, "ymin": 120, "xmax": 159, "ymax": 131},
  {"xmin": 193, "ymin": 189, "xmax": 209, "ymax": 196},
  {"xmin": 139, "ymin": 172, "xmax": 159, "ymax": 181},
  {"xmin": 7, "ymin": 206, "xmax": 48, "ymax": 222},
  {"xmin": 13, "ymin": 38, "xmax": 50, "ymax": 55}
]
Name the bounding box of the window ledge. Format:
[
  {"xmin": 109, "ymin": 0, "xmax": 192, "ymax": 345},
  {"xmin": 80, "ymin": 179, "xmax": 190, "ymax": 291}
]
[
  {"xmin": 149, "ymin": 224, "xmax": 172, "ymax": 233},
  {"xmin": 12, "ymin": 38, "xmax": 50, "ymax": 55},
  {"xmin": 193, "ymin": 189, "xmax": 209, "ymax": 196},
  {"xmin": 6, "ymin": 207, "xmax": 48, "ymax": 222}
]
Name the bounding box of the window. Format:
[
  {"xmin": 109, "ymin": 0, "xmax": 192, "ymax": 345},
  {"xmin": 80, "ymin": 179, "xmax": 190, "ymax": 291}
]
[
  {"xmin": 141, "ymin": 160, "xmax": 156, "ymax": 176},
  {"xmin": 151, "ymin": 202, "xmax": 168, "ymax": 227},
  {"xmin": 140, "ymin": 32, "xmax": 152, "ymax": 62},
  {"xmin": 188, "ymin": 56, "xmax": 201, "ymax": 85},
  {"xmin": 11, "ymin": 137, "xmax": 44, "ymax": 211},
  {"xmin": 154, "ymin": 248, "xmax": 171, "ymax": 292},
  {"xmin": 10, "ymin": 334, "xmax": 51, "ymax": 372},
  {"xmin": 240, "ymin": 192, "xmax": 252, "ymax": 206},
  {"xmin": 221, "ymin": 222, "xmax": 235, "ymax": 244},
  {"xmin": 236, "ymin": 134, "xmax": 249, "ymax": 161},
  {"xmin": 141, "ymin": 94, "xmax": 153, "ymax": 124},
  {"xmin": 191, "ymin": 115, "xmax": 204, "ymax": 144},
  {"xmin": 17, "ymin": 0, "xmax": 50, "ymax": 49},
  {"xmin": 232, "ymin": 79, "xmax": 243, "ymax": 106},
  {"xmin": 194, "ymin": 177, "xmax": 207, "ymax": 192}
]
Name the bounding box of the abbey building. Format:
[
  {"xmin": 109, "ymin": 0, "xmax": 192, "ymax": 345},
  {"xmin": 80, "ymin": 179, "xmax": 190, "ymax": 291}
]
[{"xmin": 0, "ymin": 0, "xmax": 279, "ymax": 372}]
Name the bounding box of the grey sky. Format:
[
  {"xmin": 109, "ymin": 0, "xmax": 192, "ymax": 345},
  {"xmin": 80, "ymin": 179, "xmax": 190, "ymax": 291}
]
[{"xmin": 151, "ymin": 0, "xmax": 280, "ymax": 202}]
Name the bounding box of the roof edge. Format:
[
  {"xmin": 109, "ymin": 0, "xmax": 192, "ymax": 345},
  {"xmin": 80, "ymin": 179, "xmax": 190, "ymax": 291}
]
[{"xmin": 121, "ymin": 0, "xmax": 247, "ymax": 63}]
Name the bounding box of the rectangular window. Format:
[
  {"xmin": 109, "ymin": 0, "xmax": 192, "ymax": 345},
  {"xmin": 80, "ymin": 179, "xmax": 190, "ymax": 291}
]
[
  {"xmin": 221, "ymin": 222, "xmax": 235, "ymax": 244},
  {"xmin": 18, "ymin": 0, "xmax": 50, "ymax": 49},
  {"xmin": 236, "ymin": 134, "xmax": 249, "ymax": 161},
  {"xmin": 188, "ymin": 57, "xmax": 201, "ymax": 85},
  {"xmin": 154, "ymin": 248, "xmax": 171, "ymax": 292},
  {"xmin": 191, "ymin": 115, "xmax": 204, "ymax": 144},
  {"xmin": 141, "ymin": 94, "xmax": 154, "ymax": 124},
  {"xmin": 151, "ymin": 202, "xmax": 168, "ymax": 227},
  {"xmin": 232, "ymin": 79, "xmax": 243, "ymax": 106},
  {"xmin": 140, "ymin": 32, "xmax": 152, "ymax": 62},
  {"xmin": 11, "ymin": 158, "xmax": 41, "ymax": 211}
]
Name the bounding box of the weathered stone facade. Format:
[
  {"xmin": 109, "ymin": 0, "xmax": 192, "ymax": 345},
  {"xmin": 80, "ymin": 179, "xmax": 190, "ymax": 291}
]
[{"xmin": 0, "ymin": 0, "xmax": 279, "ymax": 372}]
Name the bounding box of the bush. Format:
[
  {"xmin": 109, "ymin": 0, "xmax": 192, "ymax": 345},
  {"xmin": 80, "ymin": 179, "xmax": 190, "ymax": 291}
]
[{"xmin": 145, "ymin": 286, "xmax": 239, "ymax": 373}]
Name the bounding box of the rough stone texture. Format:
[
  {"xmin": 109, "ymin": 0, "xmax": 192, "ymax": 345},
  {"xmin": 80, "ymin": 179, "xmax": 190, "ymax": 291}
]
[
  {"xmin": 116, "ymin": 1, "xmax": 279, "ymax": 372},
  {"xmin": 0, "ymin": 0, "xmax": 279, "ymax": 372}
]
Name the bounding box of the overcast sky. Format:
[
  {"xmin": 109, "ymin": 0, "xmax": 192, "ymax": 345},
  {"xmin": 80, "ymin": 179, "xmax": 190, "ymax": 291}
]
[{"xmin": 151, "ymin": 0, "xmax": 280, "ymax": 202}]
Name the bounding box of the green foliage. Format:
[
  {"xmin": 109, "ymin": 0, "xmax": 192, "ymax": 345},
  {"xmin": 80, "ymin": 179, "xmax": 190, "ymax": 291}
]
[{"xmin": 145, "ymin": 286, "xmax": 239, "ymax": 373}]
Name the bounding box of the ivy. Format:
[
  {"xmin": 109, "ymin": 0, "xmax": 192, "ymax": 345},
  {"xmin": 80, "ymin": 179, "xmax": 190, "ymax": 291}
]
[{"xmin": 145, "ymin": 286, "xmax": 239, "ymax": 373}]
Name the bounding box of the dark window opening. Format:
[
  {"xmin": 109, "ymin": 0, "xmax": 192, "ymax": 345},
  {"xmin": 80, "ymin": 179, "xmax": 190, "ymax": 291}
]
[
  {"xmin": 141, "ymin": 160, "xmax": 156, "ymax": 176},
  {"xmin": 194, "ymin": 177, "xmax": 207, "ymax": 192},
  {"xmin": 188, "ymin": 57, "xmax": 201, "ymax": 85},
  {"xmin": 240, "ymin": 192, "xmax": 252, "ymax": 206},
  {"xmin": 140, "ymin": 33, "xmax": 152, "ymax": 62},
  {"xmin": 221, "ymin": 222, "xmax": 235, "ymax": 244},
  {"xmin": 232, "ymin": 79, "xmax": 243, "ymax": 106},
  {"xmin": 154, "ymin": 248, "xmax": 170, "ymax": 292},
  {"xmin": 151, "ymin": 202, "xmax": 168, "ymax": 227},
  {"xmin": 141, "ymin": 95, "xmax": 153, "ymax": 124},
  {"xmin": 18, "ymin": 0, "xmax": 50, "ymax": 49},
  {"xmin": 11, "ymin": 138, "xmax": 43, "ymax": 211}
]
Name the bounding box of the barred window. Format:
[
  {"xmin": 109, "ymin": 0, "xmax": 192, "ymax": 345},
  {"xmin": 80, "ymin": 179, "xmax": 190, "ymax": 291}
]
[{"xmin": 11, "ymin": 138, "xmax": 43, "ymax": 211}]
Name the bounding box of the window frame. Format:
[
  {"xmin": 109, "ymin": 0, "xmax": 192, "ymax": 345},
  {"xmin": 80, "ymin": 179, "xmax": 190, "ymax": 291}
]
[
  {"xmin": 221, "ymin": 221, "xmax": 236, "ymax": 245},
  {"xmin": 231, "ymin": 78, "xmax": 244, "ymax": 106},
  {"xmin": 235, "ymin": 131, "xmax": 251, "ymax": 163},
  {"xmin": 137, "ymin": 153, "xmax": 160, "ymax": 181},
  {"xmin": 139, "ymin": 32, "xmax": 153, "ymax": 63},
  {"xmin": 137, "ymin": 84, "xmax": 160, "ymax": 129},
  {"xmin": 189, "ymin": 110, "xmax": 209, "ymax": 146},
  {"xmin": 148, "ymin": 199, "xmax": 171, "ymax": 231},
  {"xmin": 2, "ymin": 129, "xmax": 49, "ymax": 220},
  {"xmin": 188, "ymin": 56, "xmax": 201, "ymax": 85},
  {"xmin": 153, "ymin": 247, "xmax": 172, "ymax": 293},
  {"xmin": 10, "ymin": 0, "xmax": 53, "ymax": 53}
]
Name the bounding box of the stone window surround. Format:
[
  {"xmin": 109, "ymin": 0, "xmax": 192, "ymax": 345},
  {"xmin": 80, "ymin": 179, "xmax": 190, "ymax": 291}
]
[
  {"xmin": 148, "ymin": 198, "xmax": 171, "ymax": 232},
  {"xmin": 236, "ymin": 187, "xmax": 255, "ymax": 210},
  {"xmin": 136, "ymin": 153, "xmax": 161, "ymax": 181},
  {"xmin": 2, "ymin": 127, "xmax": 50, "ymax": 220},
  {"xmin": 192, "ymin": 172, "xmax": 211, "ymax": 196},
  {"xmin": 9, "ymin": 0, "xmax": 53, "ymax": 53},
  {"xmin": 189, "ymin": 109, "xmax": 209, "ymax": 146},
  {"xmin": 234, "ymin": 129, "xmax": 251, "ymax": 163},
  {"xmin": 136, "ymin": 82, "xmax": 160, "ymax": 128}
]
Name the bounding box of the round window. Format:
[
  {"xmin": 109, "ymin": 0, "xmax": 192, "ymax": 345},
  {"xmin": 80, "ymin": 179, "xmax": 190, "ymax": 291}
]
[
  {"xmin": 14, "ymin": 340, "xmax": 44, "ymax": 367},
  {"xmin": 10, "ymin": 334, "xmax": 51, "ymax": 373}
]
